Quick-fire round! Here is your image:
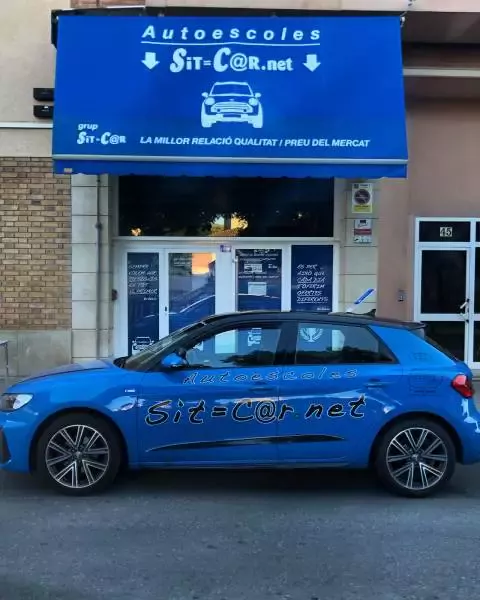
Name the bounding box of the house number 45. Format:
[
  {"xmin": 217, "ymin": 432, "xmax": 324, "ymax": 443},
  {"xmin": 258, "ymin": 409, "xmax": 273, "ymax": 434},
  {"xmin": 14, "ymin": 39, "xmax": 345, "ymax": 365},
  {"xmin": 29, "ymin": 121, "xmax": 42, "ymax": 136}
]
[{"xmin": 440, "ymin": 226, "xmax": 453, "ymax": 238}]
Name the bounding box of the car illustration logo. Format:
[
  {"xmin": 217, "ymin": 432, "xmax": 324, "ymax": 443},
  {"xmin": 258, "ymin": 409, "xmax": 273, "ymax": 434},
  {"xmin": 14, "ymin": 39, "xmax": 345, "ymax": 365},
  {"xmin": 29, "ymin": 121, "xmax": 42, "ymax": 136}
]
[
  {"xmin": 201, "ymin": 81, "xmax": 264, "ymax": 129},
  {"xmin": 131, "ymin": 336, "xmax": 154, "ymax": 355}
]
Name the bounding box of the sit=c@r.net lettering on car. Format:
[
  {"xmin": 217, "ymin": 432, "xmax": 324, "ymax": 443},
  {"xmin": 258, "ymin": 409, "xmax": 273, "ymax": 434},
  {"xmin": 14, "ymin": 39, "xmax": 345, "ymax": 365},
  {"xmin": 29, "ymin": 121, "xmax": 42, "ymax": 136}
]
[{"xmin": 145, "ymin": 395, "xmax": 367, "ymax": 427}]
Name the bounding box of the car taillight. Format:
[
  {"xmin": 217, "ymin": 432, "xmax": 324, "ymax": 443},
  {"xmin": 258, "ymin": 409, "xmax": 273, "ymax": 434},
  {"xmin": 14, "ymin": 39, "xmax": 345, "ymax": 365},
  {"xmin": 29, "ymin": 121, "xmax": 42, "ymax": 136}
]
[{"xmin": 451, "ymin": 374, "xmax": 474, "ymax": 398}]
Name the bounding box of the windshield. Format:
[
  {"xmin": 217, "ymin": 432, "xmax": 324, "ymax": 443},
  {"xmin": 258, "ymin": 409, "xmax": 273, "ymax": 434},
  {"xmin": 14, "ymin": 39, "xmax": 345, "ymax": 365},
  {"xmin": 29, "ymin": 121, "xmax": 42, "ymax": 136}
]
[
  {"xmin": 122, "ymin": 321, "xmax": 206, "ymax": 371},
  {"xmin": 211, "ymin": 83, "xmax": 252, "ymax": 96}
]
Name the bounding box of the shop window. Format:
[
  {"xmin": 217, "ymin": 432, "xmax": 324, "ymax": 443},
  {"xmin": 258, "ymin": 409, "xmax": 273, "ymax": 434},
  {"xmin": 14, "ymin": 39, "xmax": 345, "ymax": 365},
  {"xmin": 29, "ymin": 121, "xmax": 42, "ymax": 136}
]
[
  {"xmin": 419, "ymin": 221, "xmax": 470, "ymax": 243},
  {"xmin": 118, "ymin": 176, "xmax": 334, "ymax": 238},
  {"xmin": 294, "ymin": 323, "xmax": 394, "ymax": 365}
]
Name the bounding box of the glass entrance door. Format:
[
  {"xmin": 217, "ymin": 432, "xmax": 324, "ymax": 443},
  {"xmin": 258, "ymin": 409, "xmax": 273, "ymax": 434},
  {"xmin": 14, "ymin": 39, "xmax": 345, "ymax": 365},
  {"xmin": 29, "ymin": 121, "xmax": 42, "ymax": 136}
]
[
  {"xmin": 124, "ymin": 248, "xmax": 224, "ymax": 355},
  {"xmin": 165, "ymin": 250, "xmax": 218, "ymax": 335},
  {"xmin": 417, "ymin": 248, "xmax": 470, "ymax": 361}
]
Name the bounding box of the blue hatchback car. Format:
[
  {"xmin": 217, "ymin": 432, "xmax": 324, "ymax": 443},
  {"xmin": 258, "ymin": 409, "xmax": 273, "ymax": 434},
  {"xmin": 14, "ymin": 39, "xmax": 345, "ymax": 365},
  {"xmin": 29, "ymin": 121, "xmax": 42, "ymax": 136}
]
[{"xmin": 1, "ymin": 311, "xmax": 479, "ymax": 497}]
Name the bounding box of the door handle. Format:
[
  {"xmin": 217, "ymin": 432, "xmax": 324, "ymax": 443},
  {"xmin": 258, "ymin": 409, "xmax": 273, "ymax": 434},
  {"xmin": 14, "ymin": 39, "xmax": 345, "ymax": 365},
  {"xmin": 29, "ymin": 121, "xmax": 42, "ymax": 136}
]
[
  {"xmin": 459, "ymin": 299, "xmax": 469, "ymax": 322},
  {"xmin": 248, "ymin": 384, "xmax": 276, "ymax": 393},
  {"xmin": 367, "ymin": 379, "xmax": 388, "ymax": 388}
]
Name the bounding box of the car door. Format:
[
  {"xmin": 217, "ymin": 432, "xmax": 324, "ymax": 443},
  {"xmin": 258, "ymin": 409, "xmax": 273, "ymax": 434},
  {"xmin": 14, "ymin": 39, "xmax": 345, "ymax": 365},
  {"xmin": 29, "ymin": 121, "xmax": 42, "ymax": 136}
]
[
  {"xmin": 276, "ymin": 320, "xmax": 405, "ymax": 466},
  {"xmin": 137, "ymin": 319, "xmax": 286, "ymax": 466}
]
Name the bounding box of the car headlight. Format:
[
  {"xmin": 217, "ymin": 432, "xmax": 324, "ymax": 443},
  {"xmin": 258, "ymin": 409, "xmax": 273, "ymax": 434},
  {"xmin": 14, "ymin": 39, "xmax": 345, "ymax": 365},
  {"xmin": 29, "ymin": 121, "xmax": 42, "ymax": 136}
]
[
  {"xmin": 204, "ymin": 97, "xmax": 215, "ymax": 106},
  {"xmin": 0, "ymin": 394, "xmax": 33, "ymax": 412},
  {"xmin": 248, "ymin": 98, "xmax": 258, "ymax": 106}
]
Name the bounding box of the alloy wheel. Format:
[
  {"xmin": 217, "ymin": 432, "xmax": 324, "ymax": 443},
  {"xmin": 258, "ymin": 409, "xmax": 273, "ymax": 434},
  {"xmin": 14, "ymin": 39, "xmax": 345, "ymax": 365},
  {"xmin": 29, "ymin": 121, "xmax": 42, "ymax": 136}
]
[
  {"xmin": 386, "ymin": 427, "xmax": 448, "ymax": 491},
  {"xmin": 45, "ymin": 424, "xmax": 110, "ymax": 489}
]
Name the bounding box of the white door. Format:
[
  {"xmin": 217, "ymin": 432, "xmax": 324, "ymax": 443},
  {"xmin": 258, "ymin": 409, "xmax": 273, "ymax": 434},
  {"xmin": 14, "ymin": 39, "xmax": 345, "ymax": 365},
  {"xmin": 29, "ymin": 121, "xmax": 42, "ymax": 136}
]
[
  {"xmin": 415, "ymin": 247, "xmax": 471, "ymax": 362},
  {"xmin": 119, "ymin": 246, "xmax": 230, "ymax": 356},
  {"xmin": 116, "ymin": 242, "xmax": 336, "ymax": 357}
]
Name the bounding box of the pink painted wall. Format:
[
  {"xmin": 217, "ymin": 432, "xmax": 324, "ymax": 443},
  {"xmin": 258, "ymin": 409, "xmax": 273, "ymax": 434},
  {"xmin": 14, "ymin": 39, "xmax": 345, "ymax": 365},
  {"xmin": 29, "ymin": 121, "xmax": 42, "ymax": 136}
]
[
  {"xmin": 377, "ymin": 98, "xmax": 480, "ymax": 320},
  {"xmin": 143, "ymin": 0, "xmax": 480, "ymax": 11}
]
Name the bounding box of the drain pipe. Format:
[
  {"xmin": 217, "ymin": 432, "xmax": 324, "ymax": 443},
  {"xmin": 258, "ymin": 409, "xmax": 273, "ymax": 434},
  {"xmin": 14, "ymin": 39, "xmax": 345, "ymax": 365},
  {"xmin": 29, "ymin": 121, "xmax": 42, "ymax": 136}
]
[
  {"xmin": 93, "ymin": 0, "xmax": 102, "ymax": 359},
  {"xmin": 95, "ymin": 176, "xmax": 102, "ymax": 359}
]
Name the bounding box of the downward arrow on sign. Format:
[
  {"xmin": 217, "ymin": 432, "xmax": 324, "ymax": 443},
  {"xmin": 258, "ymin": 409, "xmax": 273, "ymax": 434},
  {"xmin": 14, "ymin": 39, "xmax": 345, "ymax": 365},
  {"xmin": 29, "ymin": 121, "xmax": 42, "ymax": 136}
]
[
  {"xmin": 303, "ymin": 54, "xmax": 321, "ymax": 72},
  {"xmin": 142, "ymin": 52, "xmax": 159, "ymax": 70}
]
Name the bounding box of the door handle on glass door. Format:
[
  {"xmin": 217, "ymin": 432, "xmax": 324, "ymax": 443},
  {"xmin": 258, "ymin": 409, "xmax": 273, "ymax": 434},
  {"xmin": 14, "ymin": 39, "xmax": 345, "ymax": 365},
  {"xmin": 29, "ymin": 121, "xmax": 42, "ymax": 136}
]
[{"xmin": 459, "ymin": 299, "xmax": 469, "ymax": 322}]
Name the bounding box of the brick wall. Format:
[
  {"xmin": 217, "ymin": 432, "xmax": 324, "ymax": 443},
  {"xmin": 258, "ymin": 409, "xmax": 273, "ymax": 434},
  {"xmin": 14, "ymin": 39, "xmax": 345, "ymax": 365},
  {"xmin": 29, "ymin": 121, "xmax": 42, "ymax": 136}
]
[{"xmin": 0, "ymin": 158, "xmax": 71, "ymax": 329}]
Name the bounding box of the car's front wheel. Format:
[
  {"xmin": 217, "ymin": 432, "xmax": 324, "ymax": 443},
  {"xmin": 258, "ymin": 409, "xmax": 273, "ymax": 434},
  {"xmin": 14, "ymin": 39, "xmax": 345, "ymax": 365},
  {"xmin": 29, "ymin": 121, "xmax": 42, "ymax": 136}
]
[
  {"xmin": 374, "ymin": 418, "xmax": 456, "ymax": 498},
  {"xmin": 35, "ymin": 412, "xmax": 122, "ymax": 495}
]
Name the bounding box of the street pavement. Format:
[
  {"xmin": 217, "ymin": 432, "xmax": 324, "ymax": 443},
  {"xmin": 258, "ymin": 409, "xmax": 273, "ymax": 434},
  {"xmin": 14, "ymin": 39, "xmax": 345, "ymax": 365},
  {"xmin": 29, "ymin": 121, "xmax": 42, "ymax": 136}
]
[{"xmin": 1, "ymin": 466, "xmax": 480, "ymax": 600}]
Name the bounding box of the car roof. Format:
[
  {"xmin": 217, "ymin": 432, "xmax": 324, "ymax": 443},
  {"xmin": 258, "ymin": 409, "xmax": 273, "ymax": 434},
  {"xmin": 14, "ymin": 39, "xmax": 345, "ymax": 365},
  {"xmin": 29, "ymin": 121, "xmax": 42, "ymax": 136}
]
[{"xmin": 201, "ymin": 310, "xmax": 425, "ymax": 330}]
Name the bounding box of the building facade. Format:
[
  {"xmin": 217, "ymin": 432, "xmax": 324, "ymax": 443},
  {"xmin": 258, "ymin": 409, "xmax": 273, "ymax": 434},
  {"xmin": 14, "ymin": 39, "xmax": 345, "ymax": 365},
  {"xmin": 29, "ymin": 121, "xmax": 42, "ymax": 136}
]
[
  {"xmin": 0, "ymin": 0, "xmax": 70, "ymax": 378},
  {"xmin": 1, "ymin": 0, "xmax": 480, "ymax": 376}
]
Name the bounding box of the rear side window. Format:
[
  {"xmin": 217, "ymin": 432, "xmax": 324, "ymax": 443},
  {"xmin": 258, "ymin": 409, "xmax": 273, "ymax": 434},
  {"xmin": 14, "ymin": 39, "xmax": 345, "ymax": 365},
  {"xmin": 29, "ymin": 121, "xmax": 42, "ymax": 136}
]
[
  {"xmin": 423, "ymin": 334, "xmax": 459, "ymax": 362},
  {"xmin": 294, "ymin": 322, "xmax": 395, "ymax": 365},
  {"xmin": 409, "ymin": 324, "xmax": 458, "ymax": 362}
]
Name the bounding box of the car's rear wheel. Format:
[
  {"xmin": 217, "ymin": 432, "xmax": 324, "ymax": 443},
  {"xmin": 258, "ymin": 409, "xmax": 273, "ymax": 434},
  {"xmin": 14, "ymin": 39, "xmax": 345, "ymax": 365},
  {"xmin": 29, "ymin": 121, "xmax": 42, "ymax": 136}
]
[
  {"xmin": 35, "ymin": 412, "xmax": 122, "ymax": 496},
  {"xmin": 374, "ymin": 418, "xmax": 456, "ymax": 498}
]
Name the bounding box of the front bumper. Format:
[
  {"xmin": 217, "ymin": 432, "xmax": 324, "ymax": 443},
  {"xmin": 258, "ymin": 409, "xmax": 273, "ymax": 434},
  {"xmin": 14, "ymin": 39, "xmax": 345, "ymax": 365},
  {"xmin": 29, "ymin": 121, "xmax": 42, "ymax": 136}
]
[
  {"xmin": 0, "ymin": 411, "xmax": 37, "ymax": 473},
  {"xmin": 0, "ymin": 427, "xmax": 11, "ymax": 463}
]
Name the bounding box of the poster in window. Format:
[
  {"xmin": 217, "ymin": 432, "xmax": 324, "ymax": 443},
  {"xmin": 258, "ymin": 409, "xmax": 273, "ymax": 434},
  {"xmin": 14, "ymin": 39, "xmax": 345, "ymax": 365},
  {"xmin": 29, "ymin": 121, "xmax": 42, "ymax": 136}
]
[
  {"xmin": 291, "ymin": 245, "xmax": 333, "ymax": 313},
  {"xmin": 236, "ymin": 249, "xmax": 282, "ymax": 311},
  {"xmin": 127, "ymin": 253, "xmax": 159, "ymax": 355}
]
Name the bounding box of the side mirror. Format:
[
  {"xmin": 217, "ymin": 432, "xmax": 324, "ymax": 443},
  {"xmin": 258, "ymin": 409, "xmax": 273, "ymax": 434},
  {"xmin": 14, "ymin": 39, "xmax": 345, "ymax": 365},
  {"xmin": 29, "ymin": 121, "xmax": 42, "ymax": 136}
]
[
  {"xmin": 202, "ymin": 92, "xmax": 208, "ymax": 98},
  {"xmin": 161, "ymin": 353, "xmax": 187, "ymax": 369},
  {"xmin": 255, "ymin": 92, "xmax": 261, "ymax": 98}
]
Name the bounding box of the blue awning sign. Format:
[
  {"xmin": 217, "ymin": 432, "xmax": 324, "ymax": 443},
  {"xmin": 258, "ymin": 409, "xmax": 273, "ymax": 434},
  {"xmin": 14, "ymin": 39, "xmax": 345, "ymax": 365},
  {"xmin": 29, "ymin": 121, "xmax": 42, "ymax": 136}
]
[{"xmin": 52, "ymin": 15, "xmax": 408, "ymax": 179}]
